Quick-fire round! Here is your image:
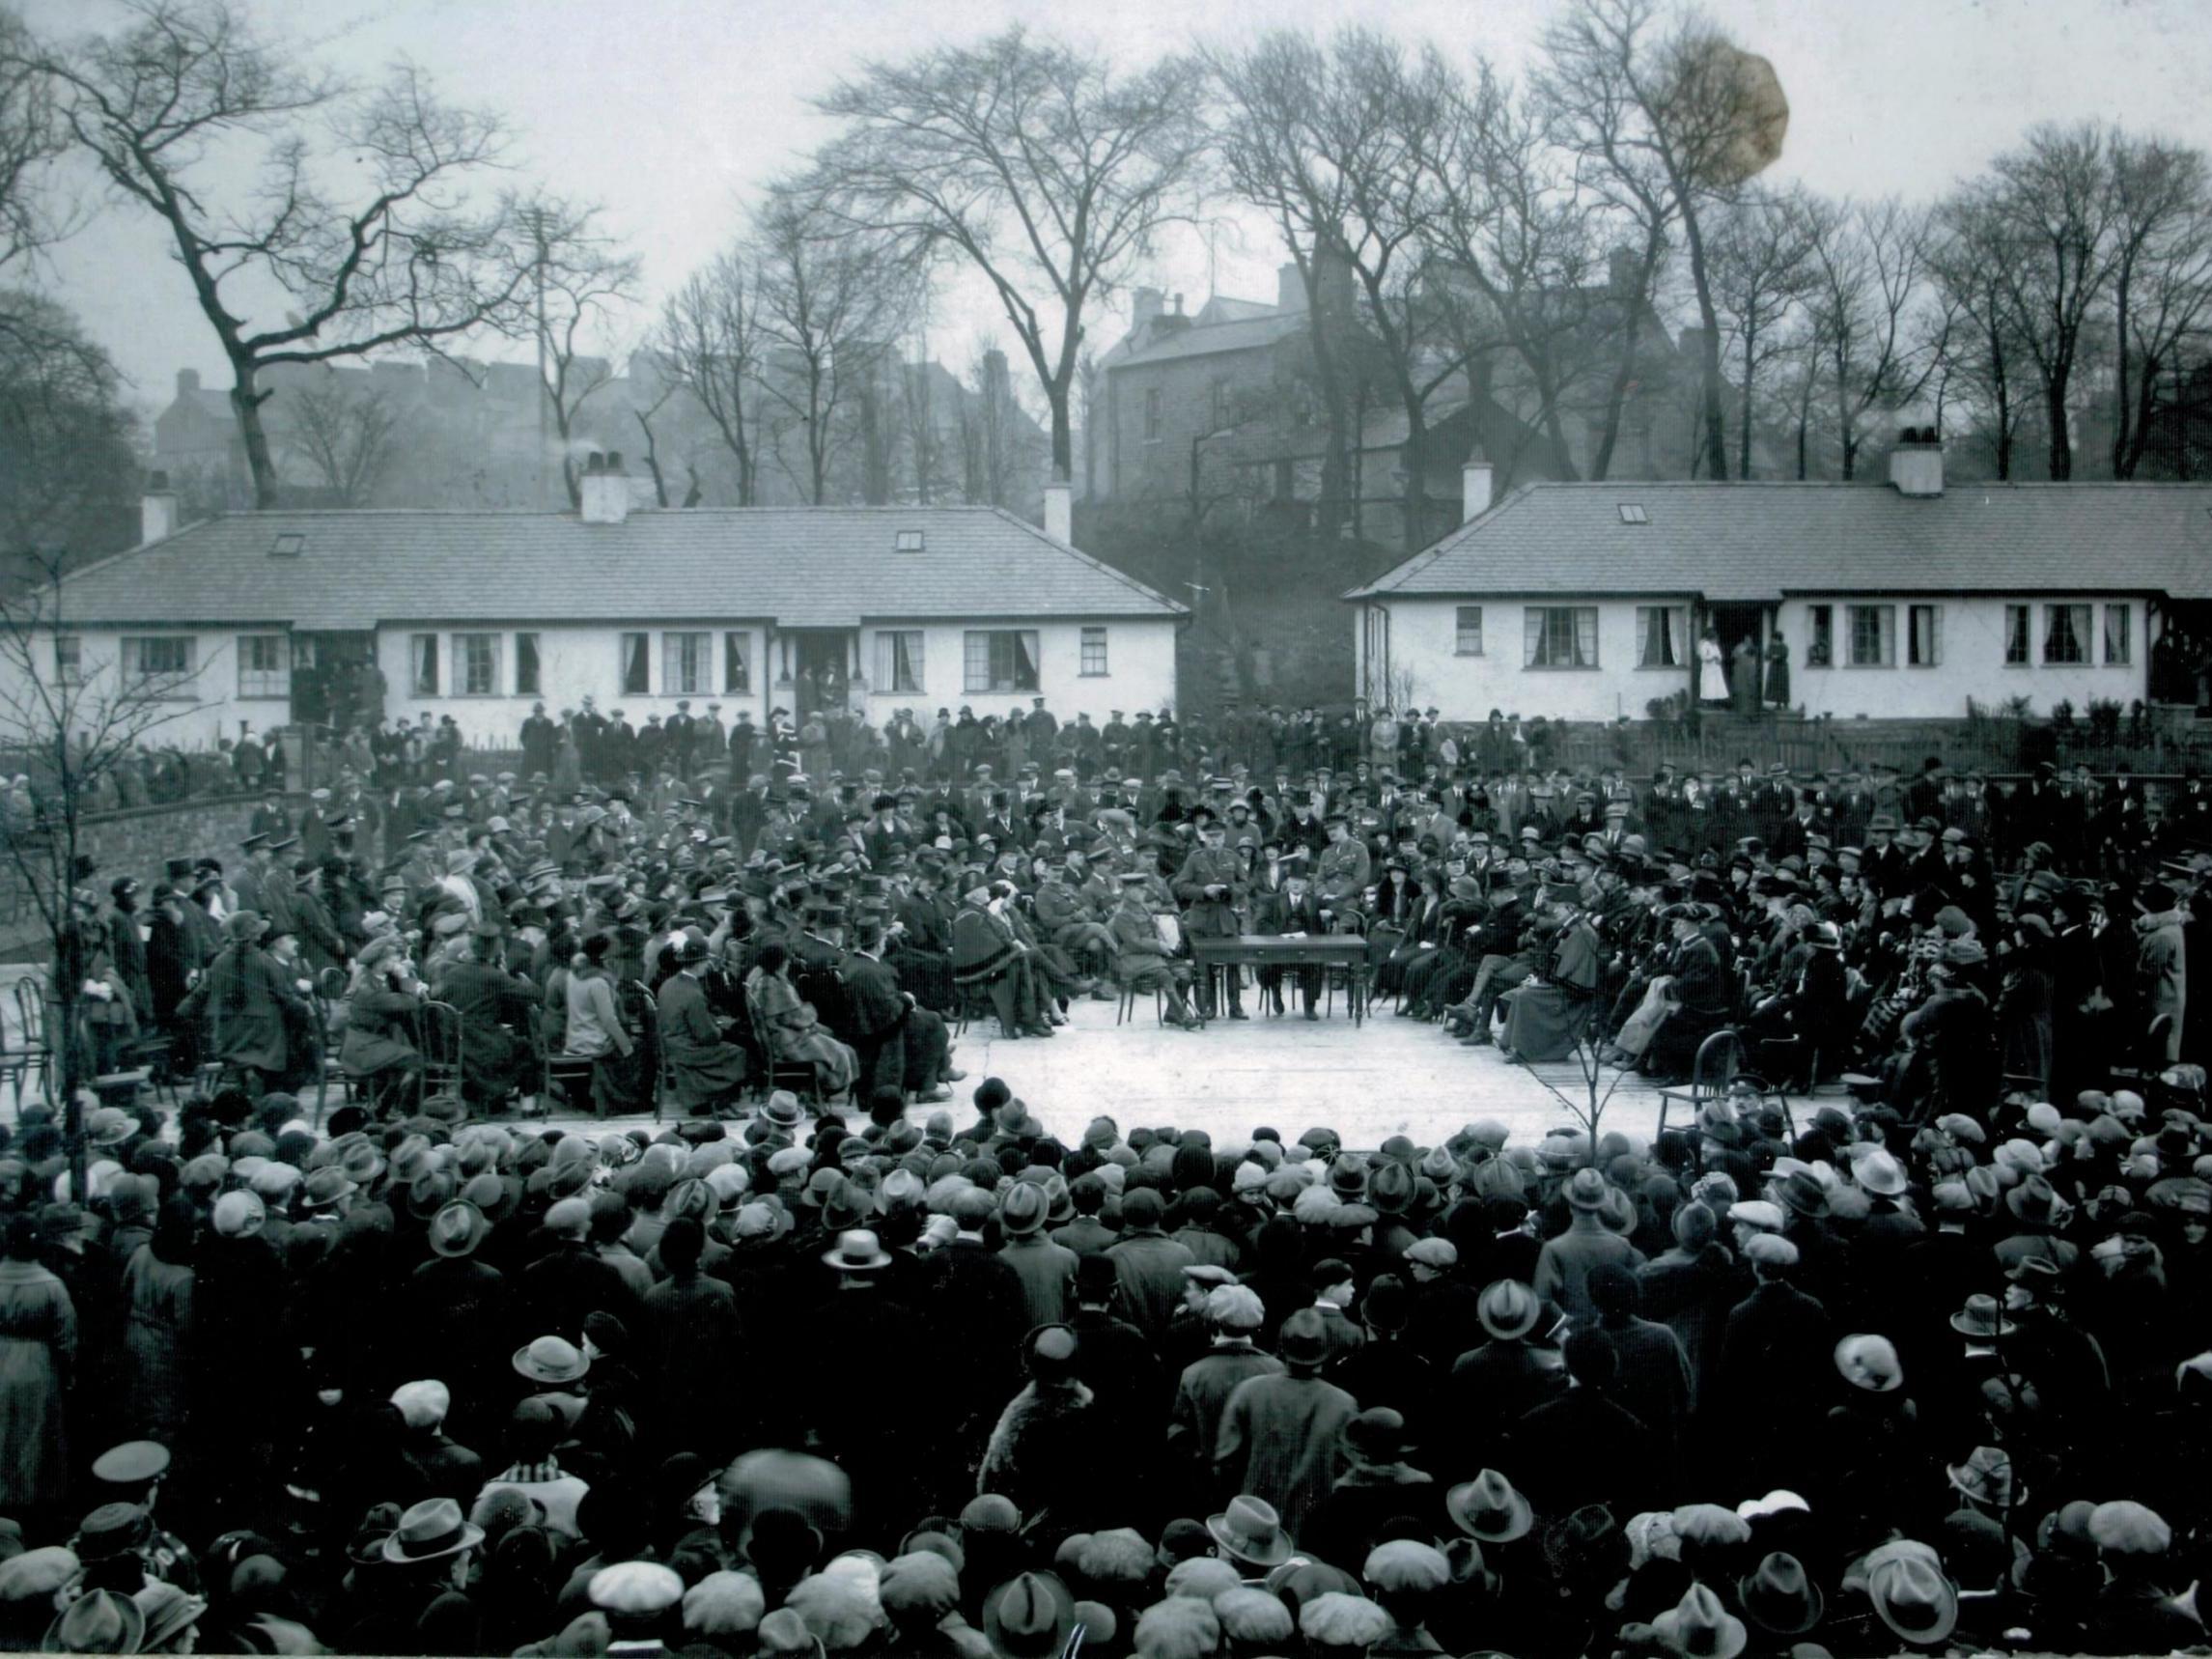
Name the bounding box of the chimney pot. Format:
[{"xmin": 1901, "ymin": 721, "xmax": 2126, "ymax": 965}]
[
  {"xmin": 579, "ymin": 452, "xmax": 631, "ymax": 525},
  {"xmin": 1889, "ymin": 431, "xmax": 1945, "ymax": 497}
]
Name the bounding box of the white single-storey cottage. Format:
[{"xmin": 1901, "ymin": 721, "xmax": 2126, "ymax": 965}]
[
  {"xmin": 24, "ymin": 470, "xmax": 1187, "ymax": 748},
  {"xmin": 1344, "ymin": 438, "xmax": 2212, "ymax": 723}
]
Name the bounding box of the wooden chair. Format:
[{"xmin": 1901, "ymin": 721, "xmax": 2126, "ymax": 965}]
[
  {"xmin": 413, "ymin": 1000, "xmax": 463, "ymax": 1103},
  {"xmin": 1655, "ymin": 1026, "xmax": 1747, "ymax": 1141},
  {"xmin": 543, "ymin": 1047, "xmax": 601, "ymax": 1118},
  {"xmin": 747, "ymin": 997, "xmax": 820, "ymax": 1106},
  {"xmin": 8, "ymin": 978, "xmax": 52, "ymax": 1112},
  {"xmin": 2109, "ymin": 1013, "xmax": 2176, "ymax": 1094}
]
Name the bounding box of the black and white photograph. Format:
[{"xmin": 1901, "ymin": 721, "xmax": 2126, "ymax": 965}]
[{"xmin": 0, "ymin": 0, "xmax": 2205, "ymax": 1652}]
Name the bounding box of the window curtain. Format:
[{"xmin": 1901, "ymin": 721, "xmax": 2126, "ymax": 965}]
[
  {"xmin": 1574, "ymin": 608, "xmax": 1598, "ymax": 667},
  {"xmin": 1524, "ymin": 609, "xmax": 1544, "ymax": 667},
  {"xmin": 414, "ymin": 634, "xmax": 437, "ymax": 694},
  {"xmin": 622, "ymin": 633, "xmax": 649, "ymax": 694},
  {"xmin": 724, "ymin": 633, "xmax": 749, "ymax": 692},
  {"xmin": 1014, "ymin": 630, "xmax": 1040, "ymax": 689}
]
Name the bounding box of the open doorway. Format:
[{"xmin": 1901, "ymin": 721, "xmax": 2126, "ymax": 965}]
[
  {"xmin": 1703, "ymin": 603, "xmax": 1767, "ymax": 711},
  {"xmin": 789, "ymin": 631, "xmax": 854, "ymax": 717}
]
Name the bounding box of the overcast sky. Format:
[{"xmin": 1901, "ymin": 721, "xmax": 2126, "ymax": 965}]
[{"xmin": 22, "ymin": 0, "xmax": 2212, "ymax": 418}]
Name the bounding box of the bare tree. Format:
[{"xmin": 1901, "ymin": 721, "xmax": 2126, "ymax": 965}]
[
  {"xmin": 815, "ymin": 28, "xmax": 1205, "ymax": 485},
  {"xmin": 0, "ymin": 554, "xmax": 204, "ymax": 1192},
  {"xmin": 284, "ymin": 377, "xmax": 399, "ymax": 506},
  {"xmin": 659, "ymin": 252, "xmax": 766, "ymax": 505},
  {"xmin": 1540, "ymin": 0, "xmax": 1788, "ymax": 483},
  {"xmin": 2107, "ymin": 133, "xmax": 2212, "ymax": 478},
  {"xmin": 1971, "ymin": 124, "xmax": 2122, "ymax": 481},
  {"xmin": 0, "ymin": 8, "xmax": 72, "ymax": 298},
  {"xmin": 1708, "ymin": 185, "xmax": 1816, "ymax": 478},
  {"xmin": 1925, "ymin": 196, "xmax": 2032, "ymax": 478},
  {"xmin": 0, "ymin": 293, "xmax": 136, "ymax": 585},
  {"xmin": 512, "ymin": 196, "xmax": 640, "ymax": 507},
  {"xmin": 1803, "ymin": 196, "xmax": 1930, "ymax": 479},
  {"xmin": 1412, "ymin": 56, "xmax": 1607, "ymax": 489},
  {"xmin": 751, "ymin": 190, "xmax": 912, "ymax": 505},
  {"xmin": 1208, "ymin": 35, "xmax": 1369, "ymax": 525},
  {"xmin": 31, "ymin": 0, "xmax": 529, "ymax": 507}
]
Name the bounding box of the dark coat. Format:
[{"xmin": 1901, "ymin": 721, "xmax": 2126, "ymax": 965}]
[{"xmin": 178, "ymin": 942, "xmax": 305, "ymax": 1075}]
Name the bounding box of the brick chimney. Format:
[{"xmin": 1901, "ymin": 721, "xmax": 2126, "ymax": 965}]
[
  {"xmin": 1133, "ymin": 288, "xmax": 1162, "ymax": 329},
  {"xmin": 1277, "ymin": 263, "xmax": 1308, "ymax": 314},
  {"xmin": 141, "ymin": 470, "xmax": 179, "ymax": 546},
  {"xmin": 176, "ymin": 367, "xmax": 201, "ymax": 399},
  {"xmin": 1889, "ymin": 427, "xmax": 1944, "ymax": 497},
  {"xmin": 578, "ymin": 451, "xmax": 631, "ymax": 525},
  {"xmin": 1462, "ymin": 459, "xmax": 1494, "ymax": 522},
  {"xmin": 1044, "ymin": 480, "xmax": 1073, "ymax": 546}
]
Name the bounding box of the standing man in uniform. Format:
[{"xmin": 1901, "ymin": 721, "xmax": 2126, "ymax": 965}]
[{"xmin": 1174, "ymin": 812, "xmax": 1250, "ymax": 1020}]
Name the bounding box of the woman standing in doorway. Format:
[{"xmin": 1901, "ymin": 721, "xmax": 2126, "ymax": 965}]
[
  {"xmin": 1697, "ymin": 629, "xmax": 1727, "ymax": 707},
  {"xmin": 1731, "ymin": 634, "xmax": 1762, "ymax": 717}
]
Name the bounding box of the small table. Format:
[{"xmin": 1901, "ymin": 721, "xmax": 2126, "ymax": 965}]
[{"xmin": 1190, "ymin": 935, "xmax": 1373, "ymax": 1026}]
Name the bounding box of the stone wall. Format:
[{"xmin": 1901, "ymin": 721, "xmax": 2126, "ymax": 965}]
[{"xmin": 0, "ymin": 793, "xmax": 280, "ymax": 961}]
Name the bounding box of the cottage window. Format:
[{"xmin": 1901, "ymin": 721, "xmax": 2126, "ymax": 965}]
[
  {"xmin": 516, "ymin": 633, "xmax": 542, "ymax": 696},
  {"xmin": 1806, "ymin": 605, "xmax": 1834, "ymax": 667},
  {"xmin": 1908, "ymin": 605, "xmax": 1942, "ymax": 668},
  {"xmin": 51, "ymin": 634, "xmax": 79, "ymax": 686},
  {"xmin": 2043, "ymin": 605, "xmax": 2089, "ymax": 665},
  {"xmin": 455, "ymin": 633, "xmax": 500, "ymax": 696},
  {"xmin": 662, "ymin": 632, "xmax": 711, "ymax": 696},
  {"xmin": 1455, "ymin": 606, "xmax": 1484, "ymax": 658},
  {"xmin": 723, "ymin": 633, "xmax": 751, "ymax": 694},
  {"xmin": 292, "ymin": 636, "xmax": 318, "ymax": 671},
  {"xmin": 1635, "ymin": 605, "xmax": 1686, "ymax": 667},
  {"xmin": 894, "ymin": 529, "xmax": 925, "ymax": 553},
  {"xmin": 1846, "ymin": 605, "xmax": 1895, "ymax": 667},
  {"xmin": 409, "ymin": 633, "xmax": 437, "ymax": 696},
  {"xmin": 125, "ymin": 635, "xmax": 196, "ymax": 690},
  {"xmin": 876, "ymin": 631, "xmax": 924, "ymax": 693},
  {"xmin": 1524, "ymin": 606, "xmax": 1598, "ymax": 670},
  {"xmin": 2104, "ymin": 605, "xmax": 2130, "ymax": 665},
  {"xmin": 1080, "ymin": 627, "xmax": 1109, "ymax": 676},
  {"xmin": 964, "ymin": 630, "xmax": 1040, "ymax": 693},
  {"xmin": 237, "ymin": 633, "xmax": 289, "ymax": 699},
  {"xmin": 620, "ymin": 632, "xmax": 650, "ymax": 695},
  {"xmin": 2004, "ymin": 605, "xmax": 2030, "ymax": 665}
]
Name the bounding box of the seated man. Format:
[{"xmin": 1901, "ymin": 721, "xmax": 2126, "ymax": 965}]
[
  {"xmin": 1497, "ymin": 896, "xmax": 1604, "ymax": 1064},
  {"xmin": 1252, "ymin": 868, "xmax": 1327, "ymax": 1021},
  {"xmin": 951, "ymin": 885, "xmax": 1052, "ymax": 1039},
  {"xmin": 840, "ymin": 921, "xmax": 955, "ymax": 1104},
  {"xmin": 656, "ymin": 934, "xmax": 749, "ymax": 1115},
  {"xmin": 1107, "ymin": 871, "xmax": 1202, "ymax": 1030},
  {"xmin": 1033, "ymin": 858, "xmax": 1119, "ymax": 995},
  {"xmin": 431, "ymin": 922, "xmax": 539, "ymax": 1109}
]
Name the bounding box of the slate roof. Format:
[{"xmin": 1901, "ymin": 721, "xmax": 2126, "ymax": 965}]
[
  {"xmin": 52, "ymin": 507, "xmax": 1188, "ymax": 632},
  {"xmin": 1108, "ymin": 311, "xmax": 1305, "ymax": 369},
  {"xmin": 1345, "ymin": 481, "xmax": 2212, "ymax": 603}
]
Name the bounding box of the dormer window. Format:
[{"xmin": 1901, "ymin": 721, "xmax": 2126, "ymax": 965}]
[
  {"xmin": 270, "ymin": 532, "xmax": 304, "ymax": 557},
  {"xmin": 894, "ymin": 529, "xmax": 925, "ymax": 552},
  {"xmin": 1617, "ymin": 505, "xmax": 1648, "ymax": 525}
]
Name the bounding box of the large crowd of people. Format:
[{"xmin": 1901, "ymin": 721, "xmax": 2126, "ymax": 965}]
[{"xmin": 0, "ymin": 696, "xmax": 2207, "ymax": 1656}]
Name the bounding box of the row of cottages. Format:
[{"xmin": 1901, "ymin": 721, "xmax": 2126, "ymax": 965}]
[
  {"xmin": 1345, "ymin": 437, "xmax": 2212, "ymax": 723},
  {"xmin": 30, "ymin": 467, "xmax": 1187, "ymax": 749}
]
